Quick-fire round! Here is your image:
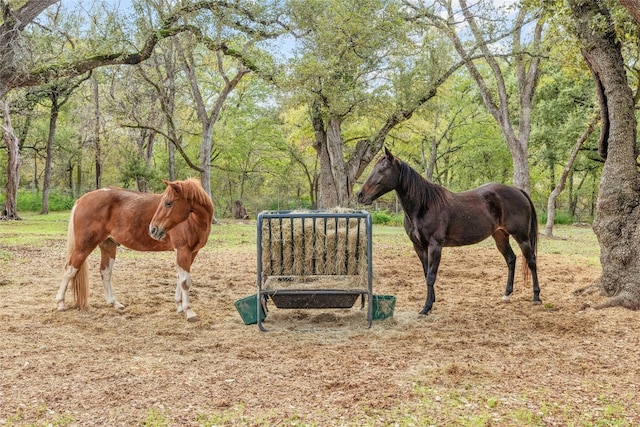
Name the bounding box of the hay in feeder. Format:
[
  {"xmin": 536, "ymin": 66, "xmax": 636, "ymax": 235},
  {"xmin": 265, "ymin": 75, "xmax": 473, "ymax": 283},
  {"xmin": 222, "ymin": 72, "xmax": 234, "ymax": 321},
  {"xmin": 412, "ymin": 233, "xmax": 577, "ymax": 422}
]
[{"xmin": 260, "ymin": 210, "xmax": 369, "ymax": 283}]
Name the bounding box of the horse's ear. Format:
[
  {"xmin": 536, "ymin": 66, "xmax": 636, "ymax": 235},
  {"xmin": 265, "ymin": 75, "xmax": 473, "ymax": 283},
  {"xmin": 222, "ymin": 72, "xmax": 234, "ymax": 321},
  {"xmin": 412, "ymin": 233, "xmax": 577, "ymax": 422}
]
[
  {"xmin": 163, "ymin": 180, "xmax": 182, "ymax": 194},
  {"xmin": 384, "ymin": 146, "xmax": 393, "ymax": 159}
]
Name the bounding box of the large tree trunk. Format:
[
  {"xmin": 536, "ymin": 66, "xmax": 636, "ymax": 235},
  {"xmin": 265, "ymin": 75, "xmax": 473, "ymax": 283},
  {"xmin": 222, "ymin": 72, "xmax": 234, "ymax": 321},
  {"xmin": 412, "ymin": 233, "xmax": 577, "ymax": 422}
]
[
  {"xmin": 1, "ymin": 101, "xmax": 22, "ymax": 220},
  {"xmin": 571, "ymin": 0, "xmax": 640, "ymax": 309},
  {"xmin": 310, "ymin": 103, "xmax": 350, "ymax": 208}
]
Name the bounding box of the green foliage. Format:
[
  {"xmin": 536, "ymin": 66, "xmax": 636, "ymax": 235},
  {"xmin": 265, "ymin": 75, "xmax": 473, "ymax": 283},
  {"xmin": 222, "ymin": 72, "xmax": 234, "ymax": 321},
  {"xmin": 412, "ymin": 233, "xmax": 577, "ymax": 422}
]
[
  {"xmin": 265, "ymin": 198, "xmax": 313, "ymax": 211},
  {"xmin": 370, "ymin": 210, "xmax": 404, "ymax": 226},
  {"xmin": 539, "ymin": 210, "xmax": 579, "ymax": 225},
  {"xmin": 0, "ymin": 0, "xmax": 613, "ymax": 225},
  {"xmin": 0, "ymin": 190, "xmax": 75, "ymax": 212},
  {"xmin": 118, "ymin": 146, "xmax": 159, "ymax": 191}
]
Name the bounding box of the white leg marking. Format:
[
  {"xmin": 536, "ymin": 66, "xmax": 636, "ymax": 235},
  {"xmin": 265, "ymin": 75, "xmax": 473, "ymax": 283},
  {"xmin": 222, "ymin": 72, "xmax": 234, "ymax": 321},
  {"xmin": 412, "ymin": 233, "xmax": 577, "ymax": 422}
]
[
  {"xmin": 56, "ymin": 266, "xmax": 78, "ymax": 311},
  {"xmin": 101, "ymin": 258, "xmax": 124, "ymax": 310},
  {"xmin": 502, "ymin": 295, "xmax": 511, "ymax": 302},
  {"xmin": 177, "ymin": 267, "xmax": 198, "ymax": 322},
  {"xmin": 174, "ymin": 280, "xmax": 183, "ymax": 314}
]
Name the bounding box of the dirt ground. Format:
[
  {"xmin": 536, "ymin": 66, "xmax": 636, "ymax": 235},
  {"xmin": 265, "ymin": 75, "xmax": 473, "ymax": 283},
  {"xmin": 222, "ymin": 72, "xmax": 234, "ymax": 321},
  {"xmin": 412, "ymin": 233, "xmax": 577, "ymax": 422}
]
[{"xmin": 1, "ymin": 221, "xmax": 639, "ymax": 426}]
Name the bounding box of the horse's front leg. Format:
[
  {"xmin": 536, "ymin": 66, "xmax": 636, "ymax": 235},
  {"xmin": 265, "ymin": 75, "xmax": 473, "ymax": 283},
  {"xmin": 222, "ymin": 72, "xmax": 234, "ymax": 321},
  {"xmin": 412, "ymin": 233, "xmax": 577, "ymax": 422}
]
[
  {"xmin": 175, "ymin": 268, "xmax": 199, "ymax": 322},
  {"xmin": 99, "ymin": 238, "xmax": 124, "ymax": 310},
  {"xmin": 175, "ymin": 250, "xmax": 199, "ymax": 322},
  {"xmin": 414, "ymin": 242, "xmax": 442, "ymax": 315},
  {"xmin": 174, "ymin": 281, "xmax": 183, "ymax": 314}
]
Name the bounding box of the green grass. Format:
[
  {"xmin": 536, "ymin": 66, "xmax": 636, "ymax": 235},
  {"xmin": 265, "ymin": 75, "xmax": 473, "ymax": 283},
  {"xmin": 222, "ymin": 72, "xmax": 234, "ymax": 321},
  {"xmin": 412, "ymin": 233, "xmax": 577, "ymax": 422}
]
[
  {"xmin": 0, "ymin": 211, "xmax": 600, "ymax": 262},
  {"xmin": 538, "ymin": 225, "xmax": 600, "ymax": 265},
  {"xmin": 0, "ymin": 211, "xmax": 70, "ymax": 246}
]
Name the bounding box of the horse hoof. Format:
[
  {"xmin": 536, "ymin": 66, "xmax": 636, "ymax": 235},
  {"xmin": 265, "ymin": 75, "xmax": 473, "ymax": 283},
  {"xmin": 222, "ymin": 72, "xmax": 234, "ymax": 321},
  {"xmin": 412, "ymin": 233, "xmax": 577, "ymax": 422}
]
[
  {"xmin": 502, "ymin": 295, "xmax": 511, "ymax": 303},
  {"xmin": 418, "ymin": 309, "xmax": 430, "ymax": 316},
  {"xmin": 187, "ymin": 315, "xmax": 200, "ymax": 323},
  {"xmin": 533, "ymin": 300, "xmax": 543, "ymax": 305}
]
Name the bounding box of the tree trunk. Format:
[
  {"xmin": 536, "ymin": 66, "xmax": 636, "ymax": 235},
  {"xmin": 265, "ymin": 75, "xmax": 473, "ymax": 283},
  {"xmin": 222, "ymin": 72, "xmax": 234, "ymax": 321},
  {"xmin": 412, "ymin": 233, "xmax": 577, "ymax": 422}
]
[
  {"xmin": 199, "ymin": 122, "xmax": 213, "ymax": 196},
  {"xmin": 41, "ymin": 94, "xmax": 60, "ymax": 214},
  {"xmin": 310, "ymin": 102, "xmax": 344, "ymax": 208},
  {"xmin": 136, "ymin": 127, "xmax": 155, "ymax": 193},
  {"xmin": 325, "ymin": 119, "xmax": 350, "ymax": 207},
  {"xmin": 437, "ymin": 0, "xmax": 544, "ymax": 194},
  {"xmin": 571, "ymin": 0, "xmax": 640, "ymax": 309},
  {"xmin": 181, "ymin": 46, "xmax": 249, "ymax": 199},
  {"xmin": 544, "ymin": 115, "xmax": 598, "ymax": 237},
  {"xmin": 509, "ymin": 139, "xmax": 531, "ymax": 193},
  {"xmin": 1, "ymin": 101, "xmax": 22, "ymax": 220},
  {"xmin": 620, "ymin": 0, "xmax": 640, "ymax": 25},
  {"xmin": 92, "ymin": 75, "xmax": 102, "ymax": 189}
]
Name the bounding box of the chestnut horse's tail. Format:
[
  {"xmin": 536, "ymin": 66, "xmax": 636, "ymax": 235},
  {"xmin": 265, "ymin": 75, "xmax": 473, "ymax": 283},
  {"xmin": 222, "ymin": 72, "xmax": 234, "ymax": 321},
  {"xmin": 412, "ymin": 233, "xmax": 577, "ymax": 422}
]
[
  {"xmin": 66, "ymin": 207, "xmax": 89, "ymax": 309},
  {"xmin": 522, "ymin": 191, "xmax": 538, "ymax": 285}
]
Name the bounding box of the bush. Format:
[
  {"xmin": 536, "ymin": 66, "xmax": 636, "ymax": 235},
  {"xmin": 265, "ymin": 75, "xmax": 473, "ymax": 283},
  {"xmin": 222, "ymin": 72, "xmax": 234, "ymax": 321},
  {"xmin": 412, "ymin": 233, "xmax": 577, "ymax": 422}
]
[
  {"xmin": 539, "ymin": 210, "xmax": 577, "ymax": 225},
  {"xmin": 1, "ymin": 190, "xmax": 76, "ymax": 212},
  {"xmin": 370, "ymin": 210, "xmax": 403, "ymax": 226}
]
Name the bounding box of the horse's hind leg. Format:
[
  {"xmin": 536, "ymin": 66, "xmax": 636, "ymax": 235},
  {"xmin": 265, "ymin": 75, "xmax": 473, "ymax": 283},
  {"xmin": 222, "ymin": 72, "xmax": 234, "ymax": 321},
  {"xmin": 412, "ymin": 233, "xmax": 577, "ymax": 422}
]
[
  {"xmin": 516, "ymin": 239, "xmax": 542, "ymax": 304},
  {"xmin": 56, "ymin": 266, "xmax": 78, "ymax": 311},
  {"xmin": 492, "ymin": 230, "xmax": 517, "ymax": 302},
  {"xmin": 99, "ymin": 238, "xmax": 124, "ymax": 310}
]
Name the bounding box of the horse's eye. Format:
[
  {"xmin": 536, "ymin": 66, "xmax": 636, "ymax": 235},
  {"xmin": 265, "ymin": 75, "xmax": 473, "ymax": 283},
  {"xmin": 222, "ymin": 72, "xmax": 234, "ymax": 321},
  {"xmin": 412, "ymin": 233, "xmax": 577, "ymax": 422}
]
[{"xmin": 165, "ymin": 201, "xmax": 173, "ymax": 208}]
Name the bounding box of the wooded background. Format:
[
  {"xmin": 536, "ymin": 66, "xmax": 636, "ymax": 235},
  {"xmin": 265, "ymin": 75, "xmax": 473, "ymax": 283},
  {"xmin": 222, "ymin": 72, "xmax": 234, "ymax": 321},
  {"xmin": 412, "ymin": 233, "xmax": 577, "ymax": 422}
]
[{"xmin": 0, "ymin": 0, "xmax": 634, "ymax": 224}]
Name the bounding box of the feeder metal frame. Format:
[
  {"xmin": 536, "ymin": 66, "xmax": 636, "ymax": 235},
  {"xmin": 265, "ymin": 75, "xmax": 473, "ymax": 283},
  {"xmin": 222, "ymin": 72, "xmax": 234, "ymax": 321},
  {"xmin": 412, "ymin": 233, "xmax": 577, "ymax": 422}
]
[{"xmin": 256, "ymin": 210, "xmax": 373, "ymax": 331}]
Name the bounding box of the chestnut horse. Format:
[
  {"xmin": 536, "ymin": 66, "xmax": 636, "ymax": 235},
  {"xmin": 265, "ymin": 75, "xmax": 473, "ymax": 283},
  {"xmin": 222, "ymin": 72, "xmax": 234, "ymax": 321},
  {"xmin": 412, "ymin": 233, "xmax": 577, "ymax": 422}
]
[
  {"xmin": 56, "ymin": 178, "xmax": 214, "ymax": 322},
  {"xmin": 357, "ymin": 148, "xmax": 541, "ymax": 315}
]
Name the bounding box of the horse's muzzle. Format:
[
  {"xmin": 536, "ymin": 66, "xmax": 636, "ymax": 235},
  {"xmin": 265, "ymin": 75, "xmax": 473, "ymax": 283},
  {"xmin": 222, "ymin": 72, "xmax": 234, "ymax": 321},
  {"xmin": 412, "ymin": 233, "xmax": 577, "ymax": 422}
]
[
  {"xmin": 357, "ymin": 191, "xmax": 371, "ymax": 205},
  {"xmin": 149, "ymin": 225, "xmax": 165, "ymax": 241}
]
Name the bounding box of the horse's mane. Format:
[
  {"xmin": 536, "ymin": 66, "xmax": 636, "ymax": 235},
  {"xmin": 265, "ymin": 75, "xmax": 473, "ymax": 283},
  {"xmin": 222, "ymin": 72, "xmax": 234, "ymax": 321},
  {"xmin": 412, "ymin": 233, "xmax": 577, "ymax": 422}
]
[
  {"xmin": 397, "ymin": 158, "xmax": 448, "ymax": 209},
  {"xmin": 172, "ymin": 178, "xmax": 214, "ymax": 211}
]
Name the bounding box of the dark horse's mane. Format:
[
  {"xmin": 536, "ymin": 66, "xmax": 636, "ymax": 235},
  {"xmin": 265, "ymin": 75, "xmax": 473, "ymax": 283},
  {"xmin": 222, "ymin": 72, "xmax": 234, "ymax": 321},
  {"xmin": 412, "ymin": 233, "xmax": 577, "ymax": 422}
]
[{"xmin": 397, "ymin": 157, "xmax": 449, "ymax": 210}]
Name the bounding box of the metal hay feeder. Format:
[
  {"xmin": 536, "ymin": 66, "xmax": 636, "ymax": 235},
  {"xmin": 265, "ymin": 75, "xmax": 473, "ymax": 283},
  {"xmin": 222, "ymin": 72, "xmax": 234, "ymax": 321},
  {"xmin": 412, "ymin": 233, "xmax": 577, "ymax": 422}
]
[{"xmin": 256, "ymin": 210, "xmax": 373, "ymax": 331}]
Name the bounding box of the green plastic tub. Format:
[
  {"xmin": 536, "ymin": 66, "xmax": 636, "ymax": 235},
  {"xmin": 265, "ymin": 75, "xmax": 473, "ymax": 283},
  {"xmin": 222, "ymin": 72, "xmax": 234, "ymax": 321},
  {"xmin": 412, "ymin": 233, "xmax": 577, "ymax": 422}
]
[
  {"xmin": 372, "ymin": 295, "xmax": 396, "ymax": 320},
  {"xmin": 234, "ymin": 294, "xmax": 266, "ymax": 325}
]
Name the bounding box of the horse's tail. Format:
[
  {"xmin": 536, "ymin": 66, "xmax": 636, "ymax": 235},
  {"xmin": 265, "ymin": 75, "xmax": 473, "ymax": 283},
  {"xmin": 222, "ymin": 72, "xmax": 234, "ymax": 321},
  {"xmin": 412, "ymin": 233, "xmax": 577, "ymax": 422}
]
[
  {"xmin": 66, "ymin": 206, "xmax": 89, "ymax": 309},
  {"xmin": 521, "ymin": 190, "xmax": 538, "ymax": 285}
]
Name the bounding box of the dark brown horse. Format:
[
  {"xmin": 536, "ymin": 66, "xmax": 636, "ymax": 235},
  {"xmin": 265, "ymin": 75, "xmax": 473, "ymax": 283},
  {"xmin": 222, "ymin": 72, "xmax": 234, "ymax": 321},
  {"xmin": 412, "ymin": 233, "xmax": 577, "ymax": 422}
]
[
  {"xmin": 56, "ymin": 179, "xmax": 214, "ymax": 322},
  {"xmin": 357, "ymin": 148, "xmax": 541, "ymax": 315}
]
